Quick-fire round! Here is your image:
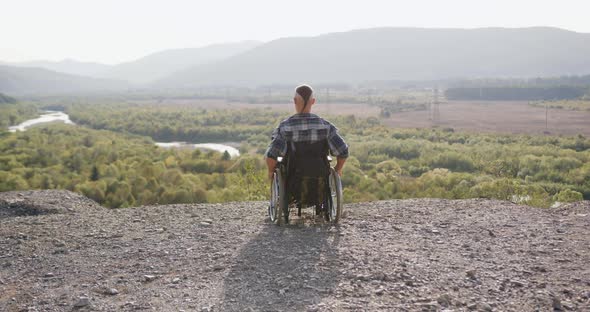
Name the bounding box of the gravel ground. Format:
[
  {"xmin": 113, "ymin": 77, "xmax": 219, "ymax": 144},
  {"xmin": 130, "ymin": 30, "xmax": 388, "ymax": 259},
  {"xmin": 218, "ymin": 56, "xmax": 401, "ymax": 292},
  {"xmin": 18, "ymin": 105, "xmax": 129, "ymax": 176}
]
[{"xmin": 1, "ymin": 190, "xmax": 589, "ymax": 311}]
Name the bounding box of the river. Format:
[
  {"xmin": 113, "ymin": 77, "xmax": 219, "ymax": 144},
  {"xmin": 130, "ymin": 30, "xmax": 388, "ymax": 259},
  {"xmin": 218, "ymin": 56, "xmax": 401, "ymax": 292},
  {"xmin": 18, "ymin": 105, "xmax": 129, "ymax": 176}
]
[
  {"xmin": 8, "ymin": 111, "xmax": 75, "ymax": 132},
  {"xmin": 7, "ymin": 111, "xmax": 240, "ymax": 158},
  {"xmin": 154, "ymin": 142, "xmax": 240, "ymax": 158}
]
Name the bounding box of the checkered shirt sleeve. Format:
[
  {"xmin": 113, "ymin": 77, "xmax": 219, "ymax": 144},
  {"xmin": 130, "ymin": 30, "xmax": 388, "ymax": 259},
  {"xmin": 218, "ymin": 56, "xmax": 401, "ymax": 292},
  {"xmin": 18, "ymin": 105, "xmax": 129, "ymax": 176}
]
[
  {"xmin": 327, "ymin": 124, "xmax": 349, "ymax": 158},
  {"xmin": 265, "ymin": 126, "xmax": 287, "ymax": 160}
]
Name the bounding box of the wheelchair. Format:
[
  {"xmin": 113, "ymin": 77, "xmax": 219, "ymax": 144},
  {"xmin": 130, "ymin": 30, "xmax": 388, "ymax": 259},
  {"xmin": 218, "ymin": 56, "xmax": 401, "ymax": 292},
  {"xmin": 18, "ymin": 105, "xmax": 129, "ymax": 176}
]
[{"xmin": 268, "ymin": 140, "xmax": 343, "ymax": 224}]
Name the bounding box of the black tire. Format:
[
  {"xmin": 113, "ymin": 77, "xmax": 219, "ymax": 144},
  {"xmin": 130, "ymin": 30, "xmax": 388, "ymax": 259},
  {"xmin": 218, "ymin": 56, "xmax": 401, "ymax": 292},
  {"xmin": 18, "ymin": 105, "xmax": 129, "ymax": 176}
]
[
  {"xmin": 268, "ymin": 171, "xmax": 280, "ymax": 223},
  {"xmin": 328, "ymin": 168, "xmax": 343, "ymax": 223},
  {"xmin": 274, "ymin": 168, "xmax": 289, "ymax": 225},
  {"xmin": 281, "ymin": 187, "xmax": 289, "ymax": 225},
  {"xmin": 324, "ymin": 194, "xmax": 333, "ymax": 222}
]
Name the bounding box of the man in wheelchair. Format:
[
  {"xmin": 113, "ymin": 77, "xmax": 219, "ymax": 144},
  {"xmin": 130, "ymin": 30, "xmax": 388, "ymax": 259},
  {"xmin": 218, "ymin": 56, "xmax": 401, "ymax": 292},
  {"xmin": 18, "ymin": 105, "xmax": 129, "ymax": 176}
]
[{"xmin": 265, "ymin": 84, "xmax": 349, "ymax": 224}]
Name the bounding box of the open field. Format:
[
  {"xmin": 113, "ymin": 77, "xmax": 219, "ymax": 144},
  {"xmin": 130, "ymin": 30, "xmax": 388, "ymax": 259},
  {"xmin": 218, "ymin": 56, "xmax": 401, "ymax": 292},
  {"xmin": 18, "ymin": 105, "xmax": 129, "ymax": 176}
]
[
  {"xmin": 530, "ymin": 100, "xmax": 590, "ymax": 111},
  {"xmin": 384, "ymin": 101, "xmax": 590, "ymax": 136},
  {"xmin": 129, "ymin": 99, "xmax": 590, "ymax": 136}
]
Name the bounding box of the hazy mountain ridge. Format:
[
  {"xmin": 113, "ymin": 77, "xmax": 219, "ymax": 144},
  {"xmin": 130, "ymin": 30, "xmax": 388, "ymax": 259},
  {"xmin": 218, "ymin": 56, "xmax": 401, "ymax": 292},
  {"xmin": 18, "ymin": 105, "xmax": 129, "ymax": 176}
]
[
  {"xmin": 3, "ymin": 27, "xmax": 590, "ymax": 93},
  {"xmin": 0, "ymin": 65, "xmax": 129, "ymax": 95},
  {"xmin": 156, "ymin": 27, "xmax": 590, "ymax": 87},
  {"xmin": 0, "ymin": 41, "xmax": 262, "ymax": 89},
  {"xmin": 4, "ymin": 59, "xmax": 113, "ymax": 78},
  {"xmin": 0, "ymin": 92, "xmax": 17, "ymax": 104},
  {"xmin": 96, "ymin": 41, "xmax": 262, "ymax": 84}
]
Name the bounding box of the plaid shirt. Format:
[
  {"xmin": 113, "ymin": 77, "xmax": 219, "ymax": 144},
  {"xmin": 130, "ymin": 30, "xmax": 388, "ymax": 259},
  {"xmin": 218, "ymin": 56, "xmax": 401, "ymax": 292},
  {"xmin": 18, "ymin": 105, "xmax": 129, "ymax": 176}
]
[{"xmin": 265, "ymin": 113, "xmax": 349, "ymax": 159}]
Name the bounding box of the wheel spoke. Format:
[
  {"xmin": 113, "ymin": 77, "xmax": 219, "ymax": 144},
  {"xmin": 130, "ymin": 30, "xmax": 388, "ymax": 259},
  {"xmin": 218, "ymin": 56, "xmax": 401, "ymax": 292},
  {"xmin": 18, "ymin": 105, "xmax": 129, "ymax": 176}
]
[
  {"xmin": 327, "ymin": 168, "xmax": 343, "ymax": 223},
  {"xmin": 269, "ymin": 172, "xmax": 280, "ymax": 222}
]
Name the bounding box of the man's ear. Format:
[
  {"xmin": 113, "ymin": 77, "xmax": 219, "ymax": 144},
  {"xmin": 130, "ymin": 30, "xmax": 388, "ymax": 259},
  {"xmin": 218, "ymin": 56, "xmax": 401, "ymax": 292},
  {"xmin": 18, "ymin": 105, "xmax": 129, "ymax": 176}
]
[{"xmin": 310, "ymin": 98, "xmax": 316, "ymax": 106}]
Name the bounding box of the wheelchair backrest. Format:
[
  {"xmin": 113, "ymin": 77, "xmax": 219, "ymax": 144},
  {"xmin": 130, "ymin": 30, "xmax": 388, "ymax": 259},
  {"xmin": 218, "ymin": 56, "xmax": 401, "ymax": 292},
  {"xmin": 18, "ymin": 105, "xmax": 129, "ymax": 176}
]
[{"xmin": 286, "ymin": 140, "xmax": 330, "ymax": 178}]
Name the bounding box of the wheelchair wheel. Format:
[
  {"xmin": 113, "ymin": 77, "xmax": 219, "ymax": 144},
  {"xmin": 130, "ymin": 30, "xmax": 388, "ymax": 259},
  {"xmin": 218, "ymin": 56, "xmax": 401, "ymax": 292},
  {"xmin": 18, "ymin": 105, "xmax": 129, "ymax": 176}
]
[
  {"xmin": 269, "ymin": 168, "xmax": 288, "ymax": 225},
  {"xmin": 269, "ymin": 171, "xmax": 280, "ymax": 223},
  {"xmin": 327, "ymin": 168, "xmax": 343, "ymax": 223}
]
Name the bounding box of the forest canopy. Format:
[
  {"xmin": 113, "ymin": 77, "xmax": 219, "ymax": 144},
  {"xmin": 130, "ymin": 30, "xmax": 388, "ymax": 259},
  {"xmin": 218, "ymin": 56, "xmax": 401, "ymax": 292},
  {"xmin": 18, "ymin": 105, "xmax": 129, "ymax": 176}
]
[{"xmin": 1, "ymin": 101, "xmax": 588, "ymax": 208}]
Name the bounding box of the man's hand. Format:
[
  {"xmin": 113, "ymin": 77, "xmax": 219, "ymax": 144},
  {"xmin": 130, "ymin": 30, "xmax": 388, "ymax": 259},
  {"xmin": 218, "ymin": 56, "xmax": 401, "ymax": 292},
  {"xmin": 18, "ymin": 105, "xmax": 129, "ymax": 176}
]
[
  {"xmin": 334, "ymin": 157, "xmax": 346, "ymax": 177},
  {"xmin": 266, "ymin": 157, "xmax": 278, "ymax": 182}
]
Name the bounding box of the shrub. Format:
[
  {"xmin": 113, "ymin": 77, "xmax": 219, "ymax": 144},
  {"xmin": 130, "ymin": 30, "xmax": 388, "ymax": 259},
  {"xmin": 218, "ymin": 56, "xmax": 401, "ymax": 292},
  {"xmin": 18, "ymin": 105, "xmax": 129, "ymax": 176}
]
[
  {"xmin": 554, "ymin": 189, "xmax": 583, "ymax": 203},
  {"xmin": 430, "ymin": 151, "xmax": 475, "ymax": 172}
]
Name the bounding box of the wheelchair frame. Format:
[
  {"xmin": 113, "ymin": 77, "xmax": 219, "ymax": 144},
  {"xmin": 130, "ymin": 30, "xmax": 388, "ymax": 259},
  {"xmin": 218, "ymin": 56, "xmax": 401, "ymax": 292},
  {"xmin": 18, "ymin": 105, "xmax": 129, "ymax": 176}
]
[{"xmin": 269, "ymin": 155, "xmax": 343, "ymax": 225}]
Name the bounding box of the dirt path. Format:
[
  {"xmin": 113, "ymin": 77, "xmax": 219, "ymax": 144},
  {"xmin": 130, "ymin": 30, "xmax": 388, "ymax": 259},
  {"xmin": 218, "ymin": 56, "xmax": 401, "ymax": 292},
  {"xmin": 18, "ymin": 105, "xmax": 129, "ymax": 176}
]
[{"xmin": 1, "ymin": 191, "xmax": 589, "ymax": 311}]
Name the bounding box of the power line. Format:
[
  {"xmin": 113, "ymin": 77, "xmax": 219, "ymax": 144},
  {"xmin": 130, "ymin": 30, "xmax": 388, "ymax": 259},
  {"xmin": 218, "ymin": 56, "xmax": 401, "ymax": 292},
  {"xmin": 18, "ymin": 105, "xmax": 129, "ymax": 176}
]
[{"xmin": 431, "ymin": 88, "xmax": 440, "ymax": 125}]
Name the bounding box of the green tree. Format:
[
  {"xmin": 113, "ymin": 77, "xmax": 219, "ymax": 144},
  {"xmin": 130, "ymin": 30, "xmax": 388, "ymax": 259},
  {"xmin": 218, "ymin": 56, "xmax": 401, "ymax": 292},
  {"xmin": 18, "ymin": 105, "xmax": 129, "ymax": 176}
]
[{"xmin": 90, "ymin": 165, "xmax": 100, "ymax": 181}]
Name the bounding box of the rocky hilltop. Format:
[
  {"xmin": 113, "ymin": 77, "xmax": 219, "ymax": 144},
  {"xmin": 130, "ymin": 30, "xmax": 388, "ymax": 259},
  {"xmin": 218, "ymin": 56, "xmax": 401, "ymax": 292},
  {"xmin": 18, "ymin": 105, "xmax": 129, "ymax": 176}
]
[{"xmin": 1, "ymin": 190, "xmax": 589, "ymax": 311}]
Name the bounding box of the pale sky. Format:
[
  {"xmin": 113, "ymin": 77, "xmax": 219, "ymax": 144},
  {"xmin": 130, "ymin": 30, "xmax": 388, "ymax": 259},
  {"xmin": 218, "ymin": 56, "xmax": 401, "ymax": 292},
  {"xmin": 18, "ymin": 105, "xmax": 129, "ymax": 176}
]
[{"xmin": 1, "ymin": 0, "xmax": 589, "ymax": 64}]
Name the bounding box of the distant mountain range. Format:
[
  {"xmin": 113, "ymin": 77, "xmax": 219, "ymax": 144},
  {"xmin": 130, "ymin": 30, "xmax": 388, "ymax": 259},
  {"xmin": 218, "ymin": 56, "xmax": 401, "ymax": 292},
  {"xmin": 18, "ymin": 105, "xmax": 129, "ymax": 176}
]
[
  {"xmin": 97, "ymin": 41, "xmax": 261, "ymax": 84},
  {"xmin": 2, "ymin": 27, "xmax": 590, "ymax": 94},
  {"xmin": 0, "ymin": 92, "xmax": 17, "ymax": 104},
  {"xmin": 0, "ymin": 41, "xmax": 261, "ymax": 94},
  {"xmin": 0, "ymin": 65, "xmax": 128, "ymax": 94},
  {"xmin": 3, "ymin": 59, "xmax": 112, "ymax": 78},
  {"xmin": 155, "ymin": 27, "xmax": 590, "ymax": 87}
]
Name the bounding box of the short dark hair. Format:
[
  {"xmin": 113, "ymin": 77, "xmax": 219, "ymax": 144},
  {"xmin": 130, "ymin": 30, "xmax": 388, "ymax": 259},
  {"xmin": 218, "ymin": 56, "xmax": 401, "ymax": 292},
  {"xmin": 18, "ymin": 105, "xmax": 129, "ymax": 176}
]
[{"xmin": 295, "ymin": 84, "xmax": 314, "ymax": 103}]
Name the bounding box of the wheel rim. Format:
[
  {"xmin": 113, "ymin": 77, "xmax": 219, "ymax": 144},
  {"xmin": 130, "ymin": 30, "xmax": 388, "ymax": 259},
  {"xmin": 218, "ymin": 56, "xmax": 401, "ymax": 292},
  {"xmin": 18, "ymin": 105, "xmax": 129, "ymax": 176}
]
[
  {"xmin": 329, "ymin": 173, "xmax": 337, "ymax": 220},
  {"xmin": 269, "ymin": 173, "xmax": 279, "ymax": 222}
]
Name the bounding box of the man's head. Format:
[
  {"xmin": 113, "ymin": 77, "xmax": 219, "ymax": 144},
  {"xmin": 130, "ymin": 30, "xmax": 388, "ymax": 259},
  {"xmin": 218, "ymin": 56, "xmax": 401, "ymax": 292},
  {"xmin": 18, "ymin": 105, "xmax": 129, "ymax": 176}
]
[{"xmin": 294, "ymin": 84, "xmax": 315, "ymax": 113}]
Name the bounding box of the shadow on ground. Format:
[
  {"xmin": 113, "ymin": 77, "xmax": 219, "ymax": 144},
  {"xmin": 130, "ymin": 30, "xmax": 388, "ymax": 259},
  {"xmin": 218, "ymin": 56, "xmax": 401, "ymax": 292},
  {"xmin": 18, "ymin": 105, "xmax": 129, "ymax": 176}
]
[{"xmin": 220, "ymin": 221, "xmax": 342, "ymax": 311}]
